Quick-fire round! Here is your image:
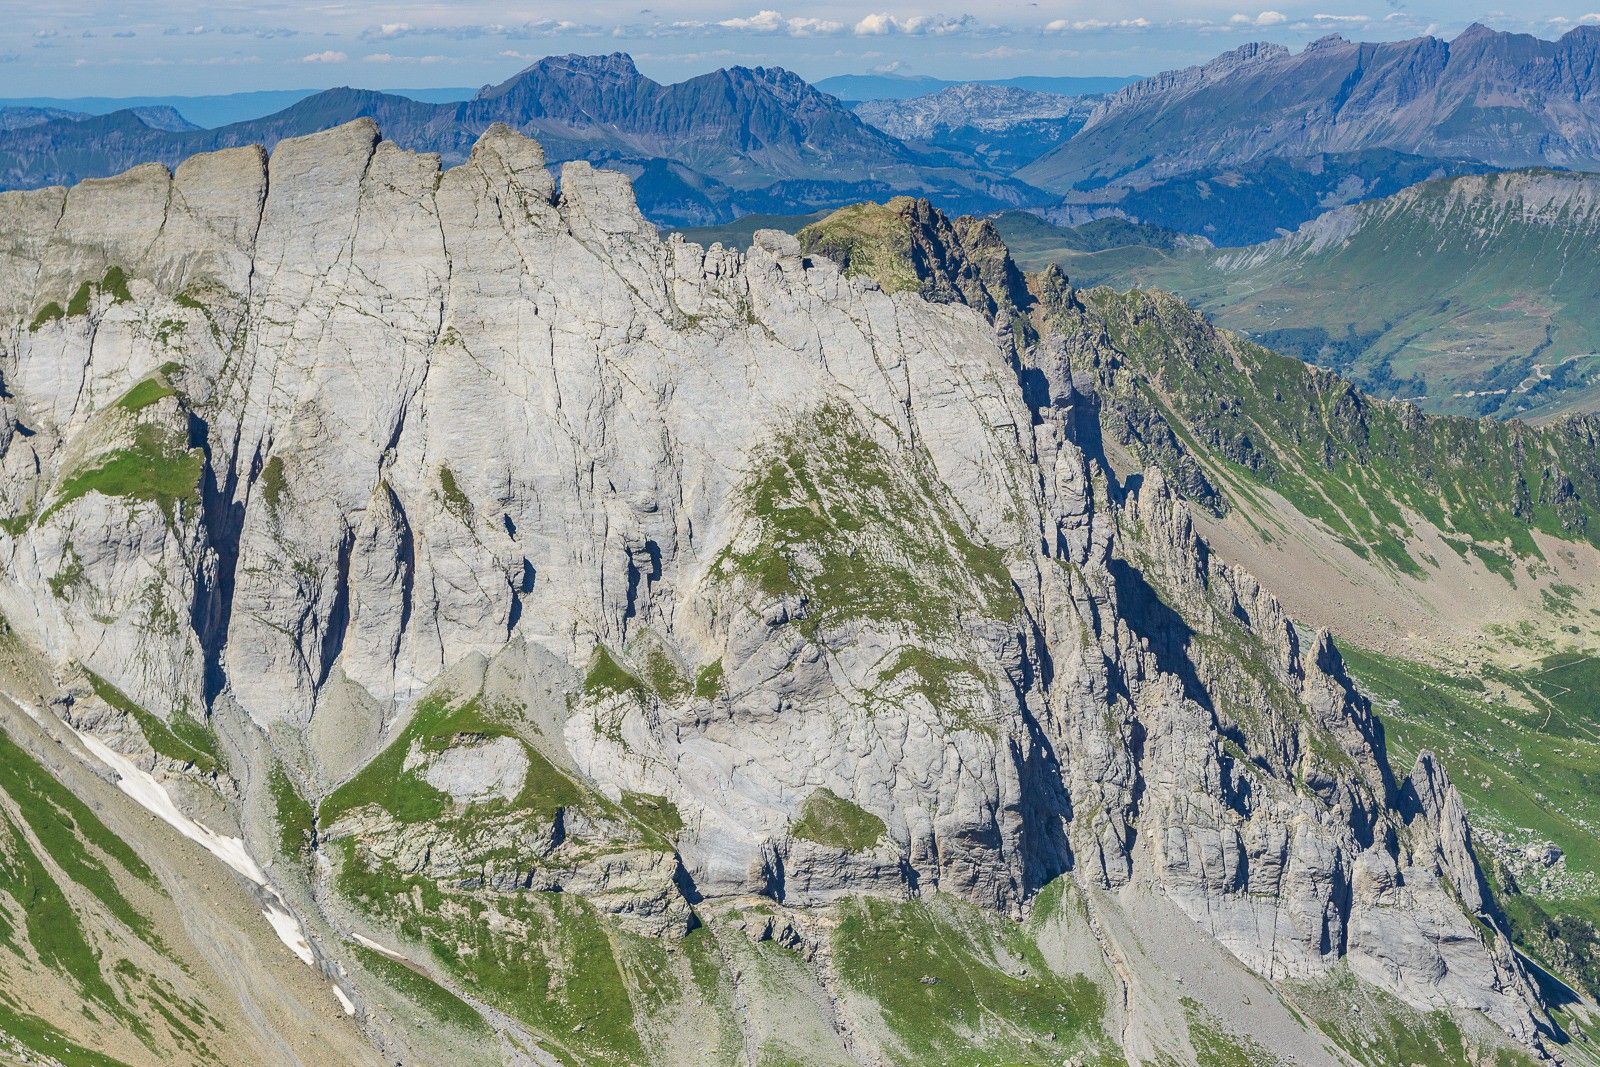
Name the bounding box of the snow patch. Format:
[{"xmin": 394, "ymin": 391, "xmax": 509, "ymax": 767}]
[
  {"xmin": 7, "ymin": 695, "xmax": 322, "ymax": 972},
  {"xmin": 353, "ymin": 932, "xmax": 408, "ymax": 961}
]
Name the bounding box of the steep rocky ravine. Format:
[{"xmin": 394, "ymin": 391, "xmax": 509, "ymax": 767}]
[{"xmin": 0, "ymin": 121, "xmax": 1571, "ymax": 1065}]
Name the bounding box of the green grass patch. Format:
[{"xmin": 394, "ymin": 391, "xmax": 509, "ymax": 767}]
[
  {"xmin": 438, "ymin": 465, "xmax": 472, "ymax": 524},
  {"xmin": 831, "ymin": 895, "xmax": 1113, "ymax": 1065},
  {"xmin": 336, "ymin": 848, "xmax": 648, "ymax": 1066},
  {"xmin": 45, "ymin": 424, "xmax": 203, "ymax": 525},
  {"xmin": 351, "ymin": 944, "xmax": 492, "ymax": 1039},
  {"xmin": 637, "ymin": 640, "xmax": 688, "ymax": 702},
  {"xmin": 1291, "ymin": 966, "xmax": 1536, "ymax": 1067},
  {"xmin": 258, "ymin": 455, "xmax": 286, "ymax": 513},
  {"xmin": 269, "ymin": 767, "xmax": 313, "ymax": 859},
  {"xmin": 582, "ymin": 646, "xmax": 648, "ymax": 702},
  {"xmin": 320, "ymin": 692, "xmax": 586, "ymax": 828},
  {"xmin": 1181, "ymin": 996, "xmax": 1288, "ymax": 1066},
  {"xmin": 876, "ymin": 648, "xmax": 985, "ymax": 729},
  {"xmin": 48, "ymin": 546, "xmax": 86, "ymax": 599},
  {"xmin": 713, "ymin": 404, "xmax": 1017, "ymax": 642},
  {"xmin": 29, "ymin": 301, "xmax": 63, "ymax": 331},
  {"xmin": 619, "ymin": 791, "xmax": 684, "ymax": 845},
  {"xmin": 0, "ymin": 726, "xmax": 169, "ymax": 1016},
  {"xmin": 65, "ymin": 281, "xmax": 93, "ymax": 318},
  {"xmin": 85, "ymin": 671, "xmax": 221, "ymax": 775},
  {"xmin": 798, "ymin": 200, "xmax": 922, "ymax": 295},
  {"xmin": 0, "ymin": 996, "xmax": 135, "ymax": 1067},
  {"xmin": 790, "ymin": 788, "xmax": 885, "ymax": 852},
  {"xmin": 115, "ymin": 378, "xmax": 176, "ymax": 414},
  {"xmin": 693, "ymin": 660, "xmax": 725, "ymax": 700}
]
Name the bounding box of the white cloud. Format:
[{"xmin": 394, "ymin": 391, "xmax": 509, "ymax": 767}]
[
  {"xmin": 717, "ymin": 10, "xmax": 785, "ymax": 31},
  {"xmin": 786, "ymin": 16, "xmax": 847, "ymax": 35},
  {"xmin": 1046, "ymin": 17, "xmax": 1152, "ymax": 32},
  {"xmin": 853, "ymin": 12, "xmax": 981, "ymax": 36},
  {"xmin": 1312, "ymin": 13, "xmax": 1371, "ymax": 22},
  {"xmin": 696, "ymin": 10, "xmax": 846, "ymax": 35},
  {"xmin": 301, "ymin": 50, "xmax": 347, "ymax": 62},
  {"xmin": 1230, "ymin": 11, "xmax": 1288, "ymax": 27},
  {"xmin": 363, "ymin": 52, "xmax": 449, "ymax": 63},
  {"xmin": 361, "ymin": 18, "xmax": 595, "ymax": 40}
]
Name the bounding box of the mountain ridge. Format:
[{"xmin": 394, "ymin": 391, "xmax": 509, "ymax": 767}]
[
  {"xmin": 1069, "ymin": 167, "xmax": 1600, "ymax": 417},
  {"xmin": 0, "ymin": 55, "xmax": 1040, "ymax": 227},
  {"xmin": 1019, "ymin": 24, "xmax": 1600, "ymax": 194},
  {"xmin": 0, "ymin": 121, "xmax": 1569, "ymax": 1064}
]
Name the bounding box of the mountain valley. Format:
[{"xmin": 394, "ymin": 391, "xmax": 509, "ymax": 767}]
[
  {"xmin": 3, "ymin": 15, "xmax": 1600, "ymax": 1066},
  {"xmin": 0, "ymin": 117, "xmax": 1591, "ymax": 1066}
]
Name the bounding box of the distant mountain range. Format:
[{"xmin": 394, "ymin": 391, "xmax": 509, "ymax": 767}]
[
  {"xmin": 814, "ymin": 72, "xmax": 1136, "ymax": 101},
  {"xmin": 0, "ymin": 55, "xmax": 1040, "ymax": 226},
  {"xmin": 1059, "ymin": 169, "xmax": 1600, "ymax": 419},
  {"xmin": 1045, "ymin": 150, "xmax": 1496, "ymax": 246},
  {"xmin": 1019, "ymin": 25, "xmax": 1600, "ymax": 195},
  {"xmin": 0, "ymin": 105, "xmax": 199, "ymax": 133},
  {"xmin": 11, "ymin": 26, "xmax": 1600, "ymax": 237},
  {"xmin": 0, "ymin": 87, "xmax": 476, "ymax": 129},
  {"xmin": 852, "ymin": 84, "xmax": 1099, "ymax": 174}
]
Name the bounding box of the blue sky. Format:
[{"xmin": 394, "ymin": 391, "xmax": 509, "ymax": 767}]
[{"xmin": 4, "ymin": 2, "xmax": 1600, "ymax": 98}]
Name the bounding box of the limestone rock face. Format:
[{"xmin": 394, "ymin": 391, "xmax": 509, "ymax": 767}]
[{"xmin": 0, "ymin": 121, "xmax": 1554, "ymax": 1056}]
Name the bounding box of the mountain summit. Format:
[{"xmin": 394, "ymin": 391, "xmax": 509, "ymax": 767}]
[
  {"xmin": 0, "ymin": 120, "xmax": 1565, "ymax": 1066},
  {"xmin": 1019, "ymin": 23, "xmax": 1600, "ymax": 192},
  {"xmin": 0, "ymin": 54, "xmax": 1039, "ymax": 226}
]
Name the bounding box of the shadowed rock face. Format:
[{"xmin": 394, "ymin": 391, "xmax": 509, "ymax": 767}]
[{"xmin": 0, "ymin": 120, "xmax": 1558, "ymax": 1060}]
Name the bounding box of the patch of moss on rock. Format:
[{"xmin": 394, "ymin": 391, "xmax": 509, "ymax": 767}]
[
  {"xmin": 790, "ymin": 788, "xmax": 885, "ymax": 852},
  {"xmin": 45, "ymin": 423, "xmax": 203, "ymax": 525},
  {"xmin": 798, "ymin": 200, "xmax": 922, "ymax": 295},
  {"xmin": 713, "ymin": 404, "xmax": 1016, "ymax": 641}
]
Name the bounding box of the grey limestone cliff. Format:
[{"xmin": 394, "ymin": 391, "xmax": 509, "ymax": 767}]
[{"xmin": 0, "ymin": 120, "xmax": 1562, "ymax": 1064}]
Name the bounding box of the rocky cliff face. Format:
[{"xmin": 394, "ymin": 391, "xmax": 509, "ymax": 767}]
[{"xmin": 0, "ymin": 121, "xmax": 1560, "ymax": 1065}]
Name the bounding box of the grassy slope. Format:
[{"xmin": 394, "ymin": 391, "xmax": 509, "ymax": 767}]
[
  {"xmin": 1064, "ymin": 170, "xmax": 1600, "ymax": 419},
  {"xmin": 0, "ymin": 724, "xmax": 240, "ymax": 1066},
  {"xmin": 1343, "ymin": 645, "xmax": 1600, "ymax": 998},
  {"xmin": 1076, "ymin": 286, "xmax": 1600, "ymax": 572},
  {"xmin": 1048, "ymin": 279, "xmax": 1600, "ymax": 1000}
]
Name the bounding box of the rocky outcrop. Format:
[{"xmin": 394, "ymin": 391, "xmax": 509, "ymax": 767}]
[{"xmin": 0, "ymin": 122, "xmax": 1558, "ymax": 1060}]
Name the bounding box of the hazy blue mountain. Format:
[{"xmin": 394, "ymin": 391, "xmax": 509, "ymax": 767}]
[
  {"xmin": 0, "ymin": 54, "xmax": 1043, "ymax": 226},
  {"xmin": 852, "ymin": 84, "xmax": 1099, "ymax": 173},
  {"xmin": 0, "ymin": 87, "xmax": 475, "ymax": 128},
  {"xmin": 1054, "ymin": 149, "xmax": 1495, "ymax": 246},
  {"xmin": 1057, "ymin": 168, "xmax": 1600, "ymax": 419},
  {"xmin": 1019, "ymin": 25, "xmax": 1600, "ymax": 195},
  {"xmin": 815, "ymin": 72, "xmax": 1138, "ymax": 101}
]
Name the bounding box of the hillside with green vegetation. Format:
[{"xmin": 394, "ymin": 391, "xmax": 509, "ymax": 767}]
[
  {"xmin": 1065, "ymin": 169, "xmax": 1600, "ymax": 420},
  {"xmin": 1039, "ymin": 274, "xmax": 1600, "ymax": 1000}
]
